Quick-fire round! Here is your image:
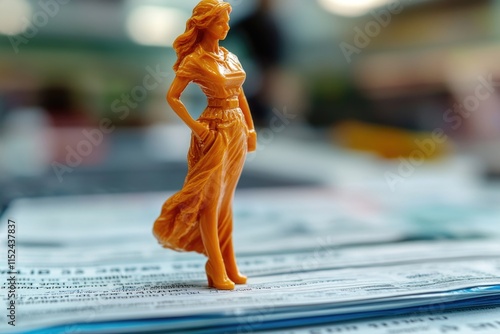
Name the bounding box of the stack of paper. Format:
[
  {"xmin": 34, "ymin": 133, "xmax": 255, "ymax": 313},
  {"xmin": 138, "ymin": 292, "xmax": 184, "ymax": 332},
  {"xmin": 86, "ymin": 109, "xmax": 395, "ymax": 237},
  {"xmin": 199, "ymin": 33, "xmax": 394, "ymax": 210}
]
[{"xmin": 1, "ymin": 188, "xmax": 499, "ymax": 333}]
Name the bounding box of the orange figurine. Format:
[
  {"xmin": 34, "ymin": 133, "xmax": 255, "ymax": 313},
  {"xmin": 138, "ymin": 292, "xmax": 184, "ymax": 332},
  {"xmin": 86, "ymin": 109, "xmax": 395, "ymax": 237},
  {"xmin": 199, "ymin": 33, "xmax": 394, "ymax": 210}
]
[{"xmin": 153, "ymin": 0, "xmax": 257, "ymax": 290}]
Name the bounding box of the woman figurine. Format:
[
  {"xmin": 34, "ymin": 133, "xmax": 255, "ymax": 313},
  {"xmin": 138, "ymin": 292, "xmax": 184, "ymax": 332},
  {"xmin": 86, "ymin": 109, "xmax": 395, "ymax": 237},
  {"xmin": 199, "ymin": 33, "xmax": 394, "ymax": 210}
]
[{"xmin": 153, "ymin": 0, "xmax": 257, "ymax": 290}]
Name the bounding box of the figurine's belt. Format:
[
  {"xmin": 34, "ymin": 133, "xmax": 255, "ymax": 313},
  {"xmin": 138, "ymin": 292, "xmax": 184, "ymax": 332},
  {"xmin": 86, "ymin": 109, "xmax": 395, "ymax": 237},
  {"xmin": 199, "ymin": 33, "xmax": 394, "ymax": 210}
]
[{"xmin": 207, "ymin": 97, "xmax": 239, "ymax": 109}]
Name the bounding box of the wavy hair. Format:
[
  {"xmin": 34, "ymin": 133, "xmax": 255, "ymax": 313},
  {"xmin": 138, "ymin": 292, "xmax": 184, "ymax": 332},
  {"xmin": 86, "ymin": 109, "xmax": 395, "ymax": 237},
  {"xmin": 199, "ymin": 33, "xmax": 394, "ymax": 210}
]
[{"xmin": 173, "ymin": 0, "xmax": 232, "ymax": 71}]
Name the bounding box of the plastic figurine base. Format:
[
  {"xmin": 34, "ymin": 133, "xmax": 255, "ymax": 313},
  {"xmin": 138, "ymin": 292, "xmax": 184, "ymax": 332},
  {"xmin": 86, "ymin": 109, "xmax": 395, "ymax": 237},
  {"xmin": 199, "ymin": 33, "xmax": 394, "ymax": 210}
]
[{"xmin": 153, "ymin": 0, "xmax": 256, "ymax": 290}]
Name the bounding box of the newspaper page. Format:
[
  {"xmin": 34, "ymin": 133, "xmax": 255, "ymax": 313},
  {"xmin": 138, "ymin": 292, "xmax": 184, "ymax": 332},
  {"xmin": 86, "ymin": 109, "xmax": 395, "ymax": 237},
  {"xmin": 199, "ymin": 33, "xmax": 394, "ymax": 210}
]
[{"xmin": 1, "ymin": 189, "xmax": 499, "ymax": 333}]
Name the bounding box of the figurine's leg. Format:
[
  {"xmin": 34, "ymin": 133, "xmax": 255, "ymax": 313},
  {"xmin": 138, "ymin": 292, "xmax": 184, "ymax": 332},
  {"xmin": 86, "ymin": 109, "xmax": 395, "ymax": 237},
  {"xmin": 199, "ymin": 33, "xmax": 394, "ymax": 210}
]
[
  {"xmin": 217, "ymin": 128, "xmax": 248, "ymax": 285},
  {"xmin": 200, "ymin": 203, "xmax": 235, "ymax": 290},
  {"xmin": 219, "ymin": 207, "xmax": 247, "ymax": 285}
]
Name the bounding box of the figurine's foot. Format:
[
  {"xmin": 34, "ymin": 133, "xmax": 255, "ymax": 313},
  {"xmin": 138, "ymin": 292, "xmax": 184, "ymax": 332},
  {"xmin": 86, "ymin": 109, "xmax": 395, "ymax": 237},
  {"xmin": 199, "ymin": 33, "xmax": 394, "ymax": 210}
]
[
  {"xmin": 205, "ymin": 261, "xmax": 235, "ymax": 290},
  {"xmin": 227, "ymin": 271, "xmax": 247, "ymax": 285}
]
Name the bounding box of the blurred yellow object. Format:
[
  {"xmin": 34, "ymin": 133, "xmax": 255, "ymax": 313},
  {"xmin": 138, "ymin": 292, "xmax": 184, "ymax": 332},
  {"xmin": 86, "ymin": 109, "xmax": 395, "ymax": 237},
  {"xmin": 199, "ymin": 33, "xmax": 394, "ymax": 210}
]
[{"xmin": 333, "ymin": 120, "xmax": 451, "ymax": 159}]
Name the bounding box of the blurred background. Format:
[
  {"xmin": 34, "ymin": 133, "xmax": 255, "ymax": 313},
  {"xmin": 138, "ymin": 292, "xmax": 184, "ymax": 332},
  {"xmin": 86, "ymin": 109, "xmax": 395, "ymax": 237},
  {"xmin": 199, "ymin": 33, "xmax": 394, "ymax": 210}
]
[{"xmin": 1, "ymin": 0, "xmax": 500, "ymax": 210}]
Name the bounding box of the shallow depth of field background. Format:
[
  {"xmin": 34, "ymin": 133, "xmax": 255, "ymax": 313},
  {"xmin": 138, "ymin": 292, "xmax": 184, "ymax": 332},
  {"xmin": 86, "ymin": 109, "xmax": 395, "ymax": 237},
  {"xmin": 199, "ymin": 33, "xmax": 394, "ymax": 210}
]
[{"xmin": 0, "ymin": 0, "xmax": 499, "ymax": 205}]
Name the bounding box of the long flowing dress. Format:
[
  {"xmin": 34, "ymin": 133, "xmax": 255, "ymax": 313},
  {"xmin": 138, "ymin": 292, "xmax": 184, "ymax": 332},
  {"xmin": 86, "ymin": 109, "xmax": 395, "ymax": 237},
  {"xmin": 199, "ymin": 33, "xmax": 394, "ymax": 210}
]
[{"xmin": 153, "ymin": 45, "xmax": 248, "ymax": 255}]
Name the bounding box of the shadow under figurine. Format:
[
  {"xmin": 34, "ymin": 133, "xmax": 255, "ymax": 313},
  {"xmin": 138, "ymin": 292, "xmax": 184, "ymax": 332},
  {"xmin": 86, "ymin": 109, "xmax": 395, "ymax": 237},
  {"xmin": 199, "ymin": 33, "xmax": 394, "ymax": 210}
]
[{"xmin": 153, "ymin": 0, "xmax": 257, "ymax": 290}]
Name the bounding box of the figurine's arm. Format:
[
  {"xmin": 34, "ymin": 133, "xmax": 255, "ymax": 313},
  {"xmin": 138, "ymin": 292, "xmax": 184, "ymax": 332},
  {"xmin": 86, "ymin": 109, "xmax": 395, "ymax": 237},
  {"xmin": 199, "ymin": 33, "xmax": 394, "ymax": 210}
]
[
  {"xmin": 238, "ymin": 88, "xmax": 257, "ymax": 152},
  {"xmin": 167, "ymin": 76, "xmax": 208, "ymax": 139}
]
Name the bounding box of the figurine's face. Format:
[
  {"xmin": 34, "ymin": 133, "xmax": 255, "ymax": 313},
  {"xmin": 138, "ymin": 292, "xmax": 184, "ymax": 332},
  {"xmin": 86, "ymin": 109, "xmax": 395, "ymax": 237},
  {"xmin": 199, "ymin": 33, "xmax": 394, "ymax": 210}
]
[{"xmin": 206, "ymin": 9, "xmax": 230, "ymax": 41}]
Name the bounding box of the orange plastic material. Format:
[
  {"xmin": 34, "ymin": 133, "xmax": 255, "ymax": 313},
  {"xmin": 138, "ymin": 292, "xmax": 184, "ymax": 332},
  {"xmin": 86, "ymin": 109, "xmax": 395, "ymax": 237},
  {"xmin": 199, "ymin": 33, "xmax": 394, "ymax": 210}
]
[{"xmin": 153, "ymin": 0, "xmax": 256, "ymax": 290}]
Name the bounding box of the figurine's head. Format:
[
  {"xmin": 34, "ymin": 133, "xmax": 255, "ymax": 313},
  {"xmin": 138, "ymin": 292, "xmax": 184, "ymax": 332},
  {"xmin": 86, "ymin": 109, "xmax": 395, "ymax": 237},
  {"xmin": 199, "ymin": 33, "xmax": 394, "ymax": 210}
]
[
  {"xmin": 173, "ymin": 0, "xmax": 232, "ymax": 71},
  {"xmin": 203, "ymin": 3, "xmax": 231, "ymax": 41}
]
